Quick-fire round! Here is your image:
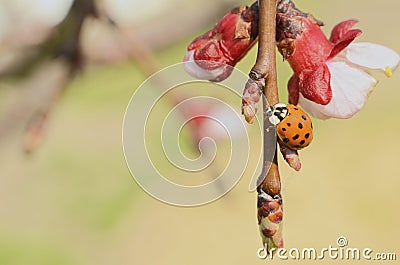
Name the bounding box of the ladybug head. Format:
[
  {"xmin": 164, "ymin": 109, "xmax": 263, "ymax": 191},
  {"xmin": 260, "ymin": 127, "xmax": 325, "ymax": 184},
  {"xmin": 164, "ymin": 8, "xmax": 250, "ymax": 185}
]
[{"xmin": 266, "ymin": 103, "xmax": 288, "ymax": 125}]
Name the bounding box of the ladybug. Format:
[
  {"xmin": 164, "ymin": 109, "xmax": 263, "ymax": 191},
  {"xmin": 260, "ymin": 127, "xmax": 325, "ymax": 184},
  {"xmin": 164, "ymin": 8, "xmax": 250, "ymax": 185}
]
[{"xmin": 266, "ymin": 103, "xmax": 313, "ymax": 150}]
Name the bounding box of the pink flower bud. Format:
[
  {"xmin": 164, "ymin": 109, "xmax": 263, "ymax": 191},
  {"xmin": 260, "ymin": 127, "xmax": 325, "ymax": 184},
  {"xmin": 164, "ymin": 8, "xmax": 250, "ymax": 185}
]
[
  {"xmin": 279, "ymin": 144, "xmax": 301, "ymax": 171},
  {"xmin": 184, "ymin": 4, "xmax": 259, "ymax": 82},
  {"xmin": 257, "ymin": 190, "xmax": 284, "ymax": 251},
  {"xmin": 242, "ymin": 78, "xmax": 264, "ymax": 124}
]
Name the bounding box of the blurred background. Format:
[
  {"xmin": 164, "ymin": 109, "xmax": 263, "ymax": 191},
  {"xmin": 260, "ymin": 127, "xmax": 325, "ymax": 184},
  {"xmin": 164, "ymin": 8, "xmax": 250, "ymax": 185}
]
[{"xmin": 0, "ymin": 0, "xmax": 399, "ymax": 264}]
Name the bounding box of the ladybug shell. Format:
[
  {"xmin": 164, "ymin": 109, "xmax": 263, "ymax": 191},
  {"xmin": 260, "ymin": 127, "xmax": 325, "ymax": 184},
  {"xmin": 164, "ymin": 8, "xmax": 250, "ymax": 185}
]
[{"xmin": 276, "ymin": 104, "xmax": 313, "ymax": 150}]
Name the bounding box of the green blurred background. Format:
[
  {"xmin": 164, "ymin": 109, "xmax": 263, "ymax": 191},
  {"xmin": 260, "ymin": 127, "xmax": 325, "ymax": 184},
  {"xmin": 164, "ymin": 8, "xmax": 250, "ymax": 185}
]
[{"xmin": 0, "ymin": 0, "xmax": 399, "ymax": 264}]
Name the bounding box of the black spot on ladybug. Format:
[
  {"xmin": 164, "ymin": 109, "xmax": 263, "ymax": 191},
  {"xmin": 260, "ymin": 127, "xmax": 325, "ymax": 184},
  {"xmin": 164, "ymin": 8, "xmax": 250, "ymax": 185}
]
[
  {"xmin": 283, "ymin": 138, "xmax": 289, "ymax": 143},
  {"xmin": 294, "ymin": 107, "xmax": 299, "ymax": 110},
  {"xmin": 301, "ymin": 115, "xmax": 307, "ymax": 121},
  {"xmin": 298, "ymin": 123, "xmax": 303, "ymax": 129},
  {"xmin": 292, "ymin": 134, "xmax": 300, "ymax": 140},
  {"xmin": 300, "ymin": 140, "xmax": 305, "ymax": 145},
  {"xmin": 287, "ymin": 122, "xmax": 291, "ymax": 127},
  {"xmin": 294, "ymin": 145, "xmax": 301, "ymax": 149},
  {"xmin": 305, "ymin": 133, "xmax": 310, "ymax": 139},
  {"xmin": 282, "ymin": 128, "xmax": 286, "ymax": 132}
]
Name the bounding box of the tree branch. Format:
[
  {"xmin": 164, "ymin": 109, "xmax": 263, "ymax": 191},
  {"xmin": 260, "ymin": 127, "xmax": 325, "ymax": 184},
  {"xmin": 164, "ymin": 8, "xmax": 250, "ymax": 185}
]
[
  {"xmin": 251, "ymin": 0, "xmax": 283, "ymax": 252},
  {"xmin": 250, "ymin": 0, "xmax": 278, "ymax": 88},
  {"xmin": 258, "ymin": 0, "xmax": 280, "ymax": 195}
]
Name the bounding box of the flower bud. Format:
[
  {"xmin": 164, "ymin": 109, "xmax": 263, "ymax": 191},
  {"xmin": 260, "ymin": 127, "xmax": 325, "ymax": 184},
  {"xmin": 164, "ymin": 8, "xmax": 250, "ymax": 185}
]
[
  {"xmin": 242, "ymin": 78, "xmax": 264, "ymax": 124},
  {"xmin": 184, "ymin": 3, "xmax": 259, "ymax": 82}
]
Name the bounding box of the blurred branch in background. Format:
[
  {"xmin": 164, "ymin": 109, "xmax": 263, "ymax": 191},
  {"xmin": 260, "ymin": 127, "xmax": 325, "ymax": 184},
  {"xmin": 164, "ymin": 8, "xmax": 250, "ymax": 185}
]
[
  {"xmin": 0, "ymin": 0, "xmax": 234, "ymax": 153},
  {"xmin": 0, "ymin": 0, "xmax": 96, "ymax": 154}
]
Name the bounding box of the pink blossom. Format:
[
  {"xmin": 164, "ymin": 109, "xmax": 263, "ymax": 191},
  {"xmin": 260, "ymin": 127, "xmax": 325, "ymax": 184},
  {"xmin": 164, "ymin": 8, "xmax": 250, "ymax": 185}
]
[{"xmin": 281, "ymin": 19, "xmax": 400, "ymax": 119}]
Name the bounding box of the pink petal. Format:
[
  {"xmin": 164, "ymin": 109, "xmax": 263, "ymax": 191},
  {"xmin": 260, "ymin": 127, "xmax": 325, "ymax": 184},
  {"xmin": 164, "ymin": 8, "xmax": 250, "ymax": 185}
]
[
  {"xmin": 342, "ymin": 42, "xmax": 400, "ymax": 73},
  {"xmin": 299, "ymin": 61, "xmax": 377, "ymax": 119},
  {"xmin": 298, "ymin": 64, "xmax": 332, "ymax": 105}
]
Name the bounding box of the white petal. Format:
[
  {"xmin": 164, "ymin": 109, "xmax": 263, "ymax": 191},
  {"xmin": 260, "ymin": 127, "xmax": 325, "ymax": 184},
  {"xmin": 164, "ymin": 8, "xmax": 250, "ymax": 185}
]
[
  {"xmin": 299, "ymin": 61, "xmax": 377, "ymax": 119},
  {"xmin": 298, "ymin": 95, "xmax": 330, "ymax": 120},
  {"xmin": 183, "ymin": 50, "xmax": 226, "ymax": 81},
  {"xmin": 343, "ymin": 42, "xmax": 400, "ymax": 74}
]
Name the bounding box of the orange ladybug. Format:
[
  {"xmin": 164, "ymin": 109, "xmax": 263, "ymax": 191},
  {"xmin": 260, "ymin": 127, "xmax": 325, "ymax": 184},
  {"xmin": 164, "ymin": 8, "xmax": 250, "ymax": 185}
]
[{"xmin": 266, "ymin": 103, "xmax": 313, "ymax": 150}]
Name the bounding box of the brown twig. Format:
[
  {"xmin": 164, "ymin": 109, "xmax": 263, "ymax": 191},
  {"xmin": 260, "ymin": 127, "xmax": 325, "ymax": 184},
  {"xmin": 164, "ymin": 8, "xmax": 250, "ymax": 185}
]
[
  {"xmin": 251, "ymin": 0, "xmax": 283, "ymax": 252},
  {"xmin": 257, "ymin": 0, "xmax": 280, "ymax": 195},
  {"xmin": 253, "ymin": 0, "xmax": 281, "ymax": 197},
  {"xmin": 250, "ymin": 0, "xmax": 278, "ymax": 83}
]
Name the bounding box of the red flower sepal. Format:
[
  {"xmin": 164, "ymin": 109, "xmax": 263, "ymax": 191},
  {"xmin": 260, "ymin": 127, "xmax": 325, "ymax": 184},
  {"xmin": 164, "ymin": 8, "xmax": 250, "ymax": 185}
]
[{"xmin": 280, "ymin": 17, "xmax": 361, "ymax": 106}]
